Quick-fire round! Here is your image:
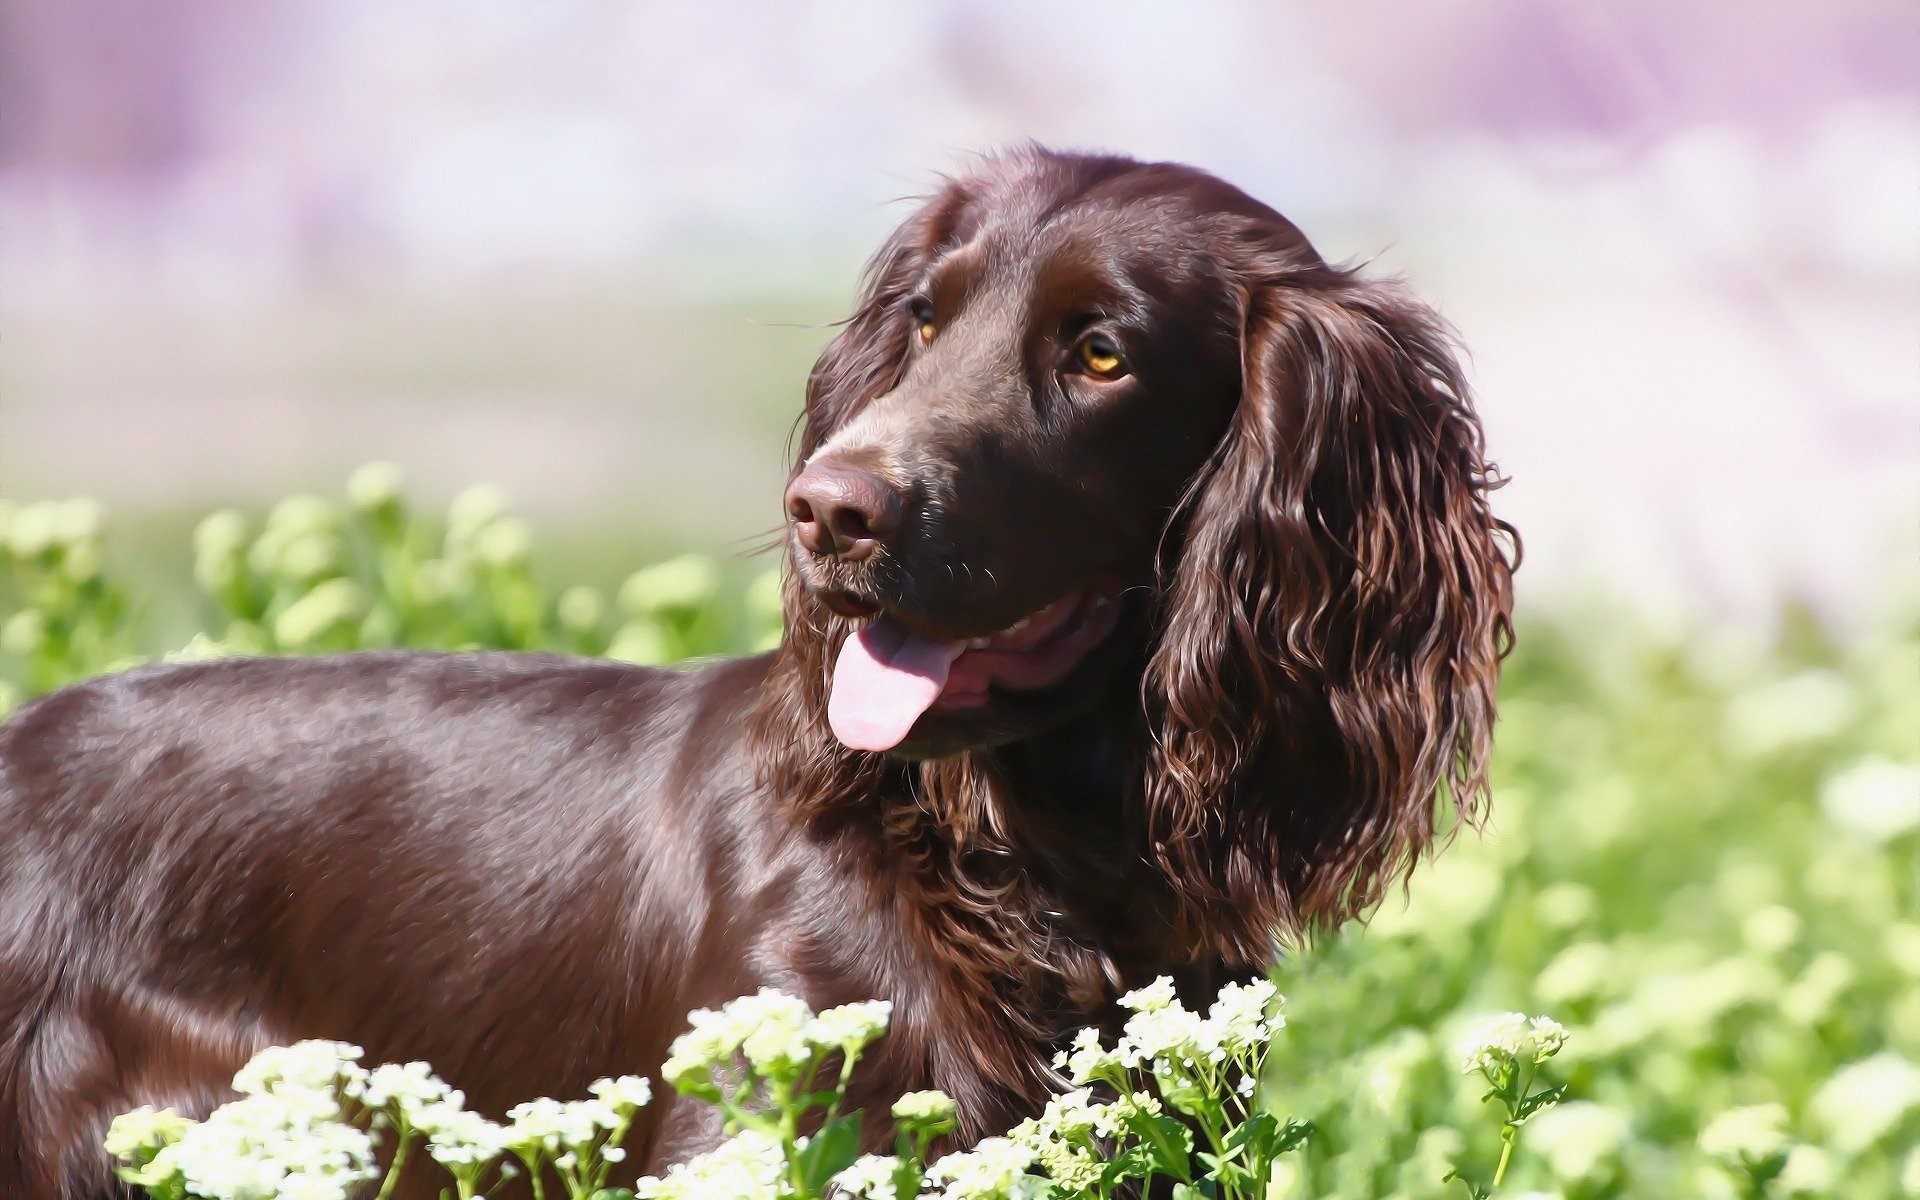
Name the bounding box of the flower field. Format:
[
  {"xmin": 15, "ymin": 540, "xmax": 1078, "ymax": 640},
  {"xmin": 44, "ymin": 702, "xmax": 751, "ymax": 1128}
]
[{"xmin": 3, "ymin": 469, "xmax": 1917, "ymax": 1199}]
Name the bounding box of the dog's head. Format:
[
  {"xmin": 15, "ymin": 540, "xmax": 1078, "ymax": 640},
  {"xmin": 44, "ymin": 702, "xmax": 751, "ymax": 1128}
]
[{"xmin": 769, "ymin": 147, "xmax": 1514, "ymax": 941}]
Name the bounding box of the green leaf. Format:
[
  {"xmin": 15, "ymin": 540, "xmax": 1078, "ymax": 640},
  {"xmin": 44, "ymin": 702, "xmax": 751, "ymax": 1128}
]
[
  {"xmin": 890, "ymin": 1159, "xmax": 926, "ymax": 1200},
  {"xmin": 1513, "ymin": 1082, "xmax": 1568, "ymax": 1124},
  {"xmin": 1272, "ymin": 1119, "xmax": 1313, "ymax": 1155},
  {"xmin": 1122, "ymin": 1110, "xmax": 1195, "ymax": 1184},
  {"xmin": 1099, "ymin": 1144, "xmax": 1156, "ymax": 1189},
  {"xmin": 794, "ymin": 1111, "xmax": 865, "ymax": 1196}
]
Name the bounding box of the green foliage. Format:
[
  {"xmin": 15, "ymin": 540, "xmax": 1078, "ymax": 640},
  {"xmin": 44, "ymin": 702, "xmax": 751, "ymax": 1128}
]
[
  {"xmin": 1265, "ymin": 607, "xmax": 1920, "ymax": 1198},
  {"xmin": 12, "ymin": 470, "xmax": 1920, "ymax": 1198},
  {"xmin": 0, "ymin": 465, "xmax": 782, "ymax": 713}
]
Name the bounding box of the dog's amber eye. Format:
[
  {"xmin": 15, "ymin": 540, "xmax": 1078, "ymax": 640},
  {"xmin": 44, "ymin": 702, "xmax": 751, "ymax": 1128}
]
[
  {"xmin": 1077, "ymin": 333, "xmax": 1127, "ymax": 379},
  {"xmin": 907, "ymin": 297, "xmax": 937, "ymax": 343}
]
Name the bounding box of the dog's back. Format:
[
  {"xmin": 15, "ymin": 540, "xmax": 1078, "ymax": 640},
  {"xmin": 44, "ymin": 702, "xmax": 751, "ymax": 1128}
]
[{"xmin": 0, "ymin": 651, "xmax": 762, "ymax": 1198}]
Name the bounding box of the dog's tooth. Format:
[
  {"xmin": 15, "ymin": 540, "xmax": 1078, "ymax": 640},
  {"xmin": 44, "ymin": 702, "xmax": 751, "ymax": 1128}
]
[{"xmin": 968, "ymin": 637, "xmax": 991, "ymax": 650}]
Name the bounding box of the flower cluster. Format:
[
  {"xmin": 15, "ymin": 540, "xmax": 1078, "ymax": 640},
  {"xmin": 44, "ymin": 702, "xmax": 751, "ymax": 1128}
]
[
  {"xmin": 634, "ymin": 1127, "xmax": 786, "ymax": 1200},
  {"xmin": 106, "ymin": 1041, "xmax": 650, "ymax": 1200},
  {"xmin": 108, "ymin": 1044, "xmax": 378, "ymax": 1200},
  {"xmin": 1452, "ymin": 1012, "xmax": 1570, "ymax": 1076},
  {"xmin": 922, "ymin": 1138, "xmax": 1035, "ymax": 1200},
  {"xmin": 1056, "ymin": 976, "xmax": 1285, "ymax": 1085},
  {"xmin": 663, "ymin": 990, "xmax": 893, "ymax": 1092}
]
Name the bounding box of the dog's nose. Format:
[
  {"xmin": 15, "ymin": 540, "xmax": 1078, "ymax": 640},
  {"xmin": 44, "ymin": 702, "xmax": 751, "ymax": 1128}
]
[
  {"xmin": 786, "ymin": 462, "xmax": 904, "ymax": 562},
  {"xmin": 786, "ymin": 463, "xmax": 903, "ymax": 561}
]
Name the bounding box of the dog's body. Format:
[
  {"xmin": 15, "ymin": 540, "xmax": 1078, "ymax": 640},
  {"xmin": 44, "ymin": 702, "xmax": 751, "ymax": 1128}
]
[
  {"xmin": 1, "ymin": 650, "xmax": 1108, "ymax": 1193},
  {"xmin": 0, "ymin": 149, "xmax": 1514, "ymax": 1197}
]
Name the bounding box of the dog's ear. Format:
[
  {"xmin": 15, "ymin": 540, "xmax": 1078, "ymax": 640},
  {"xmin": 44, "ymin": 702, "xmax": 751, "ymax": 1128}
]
[
  {"xmin": 800, "ymin": 183, "xmax": 973, "ymax": 457},
  {"xmin": 1143, "ymin": 259, "xmax": 1516, "ymax": 951}
]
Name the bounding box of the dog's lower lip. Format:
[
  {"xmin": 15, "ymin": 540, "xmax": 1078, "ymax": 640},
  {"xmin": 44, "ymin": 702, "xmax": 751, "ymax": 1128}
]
[
  {"xmin": 932, "ymin": 589, "xmax": 1119, "ymax": 709},
  {"xmin": 819, "ymin": 589, "xmax": 880, "ymax": 619}
]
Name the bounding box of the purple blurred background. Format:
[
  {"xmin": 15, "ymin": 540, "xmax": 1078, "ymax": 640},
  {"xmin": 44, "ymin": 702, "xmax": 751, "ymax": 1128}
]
[{"xmin": 3, "ymin": 1, "xmax": 1915, "ymax": 618}]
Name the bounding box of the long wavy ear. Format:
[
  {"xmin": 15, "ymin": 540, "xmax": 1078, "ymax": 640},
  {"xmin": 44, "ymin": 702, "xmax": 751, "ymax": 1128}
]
[
  {"xmin": 1143, "ymin": 255, "xmax": 1516, "ymax": 954},
  {"xmin": 756, "ymin": 182, "xmax": 976, "ymax": 825}
]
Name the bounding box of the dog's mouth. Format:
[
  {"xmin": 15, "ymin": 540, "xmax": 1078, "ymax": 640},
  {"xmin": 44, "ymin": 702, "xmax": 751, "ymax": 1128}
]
[{"xmin": 826, "ymin": 587, "xmax": 1121, "ymax": 752}]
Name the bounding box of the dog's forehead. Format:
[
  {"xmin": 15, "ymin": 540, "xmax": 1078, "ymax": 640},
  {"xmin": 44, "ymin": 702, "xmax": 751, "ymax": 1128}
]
[{"xmin": 937, "ymin": 193, "xmax": 1225, "ymax": 319}]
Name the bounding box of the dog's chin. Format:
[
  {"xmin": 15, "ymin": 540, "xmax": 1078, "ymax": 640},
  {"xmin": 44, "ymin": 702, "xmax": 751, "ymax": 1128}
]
[{"xmin": 875, "ymin": 596, "xmax": 1138, "ymax": 761}]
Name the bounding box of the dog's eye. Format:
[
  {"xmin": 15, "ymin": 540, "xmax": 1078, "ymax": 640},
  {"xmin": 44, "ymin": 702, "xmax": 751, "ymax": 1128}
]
[
  {"xmin": 906, "ymin": 296, "xmax": 937, "ymax": 343},
  {"xmin": 1076, "ymin": 333, "xmax": 1127, "ymax": 379}
]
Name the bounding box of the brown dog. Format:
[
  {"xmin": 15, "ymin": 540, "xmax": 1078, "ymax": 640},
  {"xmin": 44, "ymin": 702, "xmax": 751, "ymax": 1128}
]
[{"xmin": 0, "ymin": 147, "xmax": 1514, "ymax": 1197}]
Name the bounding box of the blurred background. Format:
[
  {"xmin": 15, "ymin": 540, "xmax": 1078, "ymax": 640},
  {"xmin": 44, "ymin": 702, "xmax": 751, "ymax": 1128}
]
[
  {"xmin": 2, "ymin": 0, "xmax": 1916, "ymax": 622},
  {"xmin": 5, "ymin": 9, "xmax": 1920, "ymax": 1193}
]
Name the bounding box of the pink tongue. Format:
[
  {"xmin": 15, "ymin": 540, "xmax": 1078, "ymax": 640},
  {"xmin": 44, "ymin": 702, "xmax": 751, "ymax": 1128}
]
[{"xmin": 829, "ymin": 618, "xmax": 966, "ymax": 751}]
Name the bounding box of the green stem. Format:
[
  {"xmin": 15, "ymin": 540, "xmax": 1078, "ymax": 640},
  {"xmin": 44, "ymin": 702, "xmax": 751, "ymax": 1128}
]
[
  {"xmin": 522, "ymin": 1151, "xmax": 549, "ymax": 1200},
  {"xmin": 773, "ymin": 1077, "xmax": 811, "ymax": 1200},
  {"xmin": 1491, "ymin": 1126, "xmax": 1516, "ymax": 1189},
  {"xmin": 374, "ymin": 1121, "xmax": 414, "ymax": 1200}
]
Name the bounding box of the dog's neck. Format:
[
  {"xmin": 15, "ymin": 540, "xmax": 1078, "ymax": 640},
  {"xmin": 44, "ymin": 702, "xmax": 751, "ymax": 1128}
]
[
  {"xmin": 897, "ymin": 676, "xmax": 1194, "ymax": 997},
  {"xmin": 753, "ymin": 645, "xmax": 1211, "ymax": 1134},
  {"xmin": 986, "ymin": 688, "xmax": 1136, "ymax": 818}
]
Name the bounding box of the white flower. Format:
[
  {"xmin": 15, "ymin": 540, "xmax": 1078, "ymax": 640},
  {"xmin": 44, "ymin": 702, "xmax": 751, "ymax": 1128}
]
[
  {"xmin": 590, "ymin": 1074, "xmax": 654, "ymax": 1113},
  {"xmin": 1820, "ymin": 758, "xmax": 1920, "ymax": 842},
  {"xmin": 232, "ymin": 1040, "xmax": 367, "ymax": 1103},
  {"xmin": 505, "ymin": 1096, "xmax": 622, "ymax": 1154},
  {"xmin": 1118, "ymin": 977, "xmax": 1178, "ymax": 1013},
  {"xmin": 1203, "ymin": 977, "xmax": 1284, "ymax": 1054},
  {"xmin": 1528, "ymin": 1101, "xmax": 1629, "ymax": 1183},
  {"xmin": 1010, "ymin": 1090, "xmax": 1107, "ymax": 1192},
  {"xmin": 145, "ymin": 1093, "xmax": 378, "ymax": 1200},
  {"xmin": 424, "ymin": 1109, "xmax": 513, "ymax": 1170},
  {"xmin": 835, "ymin": 1153, "xmax": 904, "ymax": 1199},
  {"xmin": 1052, "ymin": 1027, "xmax": 1122, "ymax": 1084},
  {"xmin": 664, "ymin": 988, "xmax": 822, "ymax": 1084},
  {"xmin": 1776, "ymin": 1145, "xmax": 1835, "ymax": 1196},
  {"xmin": 1811, "ymin": 1051, "xmax": 1920, "ymax": 1153},
  {"xmin": 1090, "ymin": 1091, "xmax": 1161, "ymax": 1140},
  {"xmin": 892, "ymin": 1090, "xmax": 959, "ymax": 1126},
  {"xmin": 635, "ymin": 1128, "xmax": 785, "ymax": 1200},
  {"xmin": 104, "ymin": 1105, "xmax": 192, "ymax": 1162},
  {"xmin": 1453, "ymin": 1012, "xmax": 1566, "ymax": 1074},
  {"xmin": 810, "ymin": 1000, "xmax": 894, "ymax": 1054},
  {"xmin": 1118, "ymin": 995, "xmax": 1213, "ymax": 1067},
  {"xmin": 1699, "ymin": 1103, "xmax": 1790, "ymax": 1167},
  {"xmin": 362, "ymin": 1060, "xmax": 462, "ymax": 1127},
  {"xmin": 925, "ymin": 1136, "xmax": 1035, "ymax": 1200},
  {"xmin": 1528, "ymin": 1015, "xmax": 1570, "ymax": 1058},
  {"xmin": 1454, "ymin": 1012, "xmax": 1528, "ymax": 1073},
  {"xmin": 1027, "ymin": 1089, "xmax": 1102, "ymax": 1140}
]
